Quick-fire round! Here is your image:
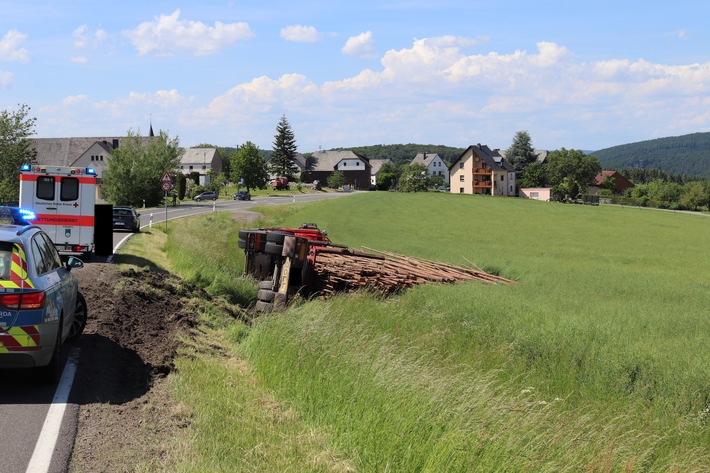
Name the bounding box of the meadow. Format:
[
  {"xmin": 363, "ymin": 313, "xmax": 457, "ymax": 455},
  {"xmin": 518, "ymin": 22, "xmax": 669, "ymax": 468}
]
[{"xmin": 135, "ymin": 192, "xmax": 710, "ymax": 472}]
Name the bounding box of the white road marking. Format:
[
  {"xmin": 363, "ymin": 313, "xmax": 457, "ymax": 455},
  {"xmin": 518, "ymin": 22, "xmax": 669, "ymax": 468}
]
[{"xmin": 25, "ymin": 348, "xmax": 81, "ymax": 473}]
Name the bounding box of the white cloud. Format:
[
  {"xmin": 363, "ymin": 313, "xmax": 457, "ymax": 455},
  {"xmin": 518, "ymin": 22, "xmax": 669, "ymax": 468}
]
[
  {"xmin": 281, "ymin": 25, "xmax": 320, "ymax": 43},
  {"xmin": 0, "ymin": 70, "xmax": 12, "ymax": 88},
  {"xmin": 342, "ymin": 31, "xmax": 376, "ymax": 58},
  {"xmin": 73, "ymin": 25, "xmax": 108, "ymax": 49},
  {"xmin": 124, "ymin": 9, "xmax": 254, "ymax": 56},
  {"xmin": 0, "ymin": 29, "xmax": 29, "ymax": 62},
  {"xmin": 70, "ymin": 56, "xmax": 89, "ymax": 64}
]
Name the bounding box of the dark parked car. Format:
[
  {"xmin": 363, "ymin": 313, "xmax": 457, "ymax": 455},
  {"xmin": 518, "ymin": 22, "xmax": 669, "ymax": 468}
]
[
  {"xmin": 193, "ymin": 191, "xmax": 218, "ymax": 202},
  {"xmin": 233, "ymin": 191, "xmax": 251, "ymax": 201},
  {"xmin": 113, "ymin": 206, "xmax": 141, "ymax": 233},
  {"xmin": 0, "ymin": 207, "xmax": 87, "ymax": 383}
]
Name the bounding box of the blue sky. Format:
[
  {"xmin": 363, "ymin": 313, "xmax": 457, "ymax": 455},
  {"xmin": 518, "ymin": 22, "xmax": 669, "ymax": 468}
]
[{"xmin": 2, "ymin": 1, "xmax": 709, "ymax": 152}]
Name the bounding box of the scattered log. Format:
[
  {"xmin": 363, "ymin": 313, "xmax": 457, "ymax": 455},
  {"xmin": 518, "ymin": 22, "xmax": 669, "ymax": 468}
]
[{"xmin": 310, "ymin": 247, "xmax": 514, "ymax": 300}]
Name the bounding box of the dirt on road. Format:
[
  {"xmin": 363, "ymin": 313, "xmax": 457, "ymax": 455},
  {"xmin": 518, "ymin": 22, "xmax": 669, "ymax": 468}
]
[{"xmin": 68, "ymin": 259, "xmax": 236, "ymax": 472}]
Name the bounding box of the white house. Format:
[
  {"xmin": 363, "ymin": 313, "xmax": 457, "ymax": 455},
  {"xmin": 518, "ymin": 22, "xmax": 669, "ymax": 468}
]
[
  {"xmin": 411, "ymin": 153, "xmax": 449, "ymax": 182},
  {"xmin": 178, "ymin": 147, "xmax": 223, "ymax": 186}
]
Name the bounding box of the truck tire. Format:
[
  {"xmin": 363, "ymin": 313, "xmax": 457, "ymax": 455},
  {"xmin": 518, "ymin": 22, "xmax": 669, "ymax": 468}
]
[
  {"xmin": 258, "ymin": 289, "xmax": 276, "ymax": 302},
  {"xmin": 258, "ymin": 280, "xmax": 274, "ymax": 290},
  {"xmin": 264, "ymin": 241, "xmax": 283, "ymax": 256},
  {"xmin": 255, "ymin": 300, "xmax": 273, "ymax": 313},
  {"xmin": 238, "ymin": 230, "xmax": 251, "ymax": 240},
  {"xmin": 238, "ymin": 239, "xmax": 246, "ymax": 249},
  {"xmin": 266, "ymin": 231, "xmax": 290, "ymax": 244}
]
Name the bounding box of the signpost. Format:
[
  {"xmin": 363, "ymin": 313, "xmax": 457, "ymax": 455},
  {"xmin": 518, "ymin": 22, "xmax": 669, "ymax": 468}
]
[{"xmin": 160, "ymin": 171, "xmax": 174, "ymax": 230}]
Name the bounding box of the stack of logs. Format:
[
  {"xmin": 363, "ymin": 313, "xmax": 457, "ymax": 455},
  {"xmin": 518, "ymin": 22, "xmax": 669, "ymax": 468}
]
[{"xmin": 311, "ymin": 247, "xmax": 514, "ymax": 300}]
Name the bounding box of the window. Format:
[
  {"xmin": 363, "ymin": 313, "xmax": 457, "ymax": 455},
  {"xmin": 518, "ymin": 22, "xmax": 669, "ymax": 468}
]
[
  {"xmin": 36, "ymin": 176, "xmax": 55, "ymax": 200},
  {"xmin": 0, "ymin": 242, "xmax": 12, "ymax": 280},
  {"xmin": 90, "ymin": 156, "xmax": 94, "ymax": 161},
  {"xmin": 531, "ymin": 192, "xmax": 539, "ymax": 198},
  {"xmin": 459, "ymin": 187, "xmax": 464, "ymax": 193},
  {"xmin": 39, "ymin": 232, "xmax": 62, "ymax": 271},
  {"xmin": 343, "ymin": 162, "xmax": 347, "ymax": 166},
  {"xmin": 60, "ymin": 177, "xmax": 79, "ymax": 201},
  {"xmin": 356, "ymin": 161, "xmax": 360, "ymax": 166},
  {"xmin": 459, "ymin": 163, "xmax": 464, "ymax": 169},
  {"xmin": 460, "ymin": 175, "xmax": 465, "ymax": 182},
  {"xmin": 501, "ymin": 175, "xmax": 504, "ymax": 181}
]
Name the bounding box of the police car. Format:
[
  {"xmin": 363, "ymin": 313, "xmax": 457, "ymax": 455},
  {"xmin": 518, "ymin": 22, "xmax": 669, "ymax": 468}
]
[{"xmin": 0, "ymin": 207, "xmax": 87, "ymax": 383}]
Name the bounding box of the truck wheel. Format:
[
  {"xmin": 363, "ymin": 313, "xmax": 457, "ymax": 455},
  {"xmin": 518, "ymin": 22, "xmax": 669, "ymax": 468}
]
[
  {"xmin": 255, "ymin": 300, "xmax": 273, "ymax": 313},
  {"xmin": 266, "ymin": 231, "xmax": 290, "ymax": 244},
  {"xmin": 258, "ymin": 280, "xmax": 274, "ymax": 290},
  {"xmin": 238, "ymin": 239, "xmax": 246, "ymax": 249},
  {"xmin": 238, "ymin": 230, "xmax": 252, "ymax": 240},
  {"xmin": 264, "ymin": 241, "xmax": 283, "ymax": 255},
  {"xmin": 257, "ymin": 289, "xmax": 276, "ymax": 302}
]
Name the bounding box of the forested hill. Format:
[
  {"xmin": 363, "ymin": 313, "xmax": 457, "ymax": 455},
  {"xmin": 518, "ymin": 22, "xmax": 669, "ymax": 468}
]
[
  {"xmin": 329, "ymin": 144, "xmax": 466, "ymax": 166},
  {"xmin": 593, "ymin": 132, "xmax": 710, "ymax": 178}
]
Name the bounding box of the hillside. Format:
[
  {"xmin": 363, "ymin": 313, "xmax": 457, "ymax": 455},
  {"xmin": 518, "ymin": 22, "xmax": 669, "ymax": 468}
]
[
  {"xmin": 593, "ymin": 132, "xmax": 710, "ymax": 178},
  {"xmin": 329, "ymin": 143, "xmax": 465, "ymax": 166}
]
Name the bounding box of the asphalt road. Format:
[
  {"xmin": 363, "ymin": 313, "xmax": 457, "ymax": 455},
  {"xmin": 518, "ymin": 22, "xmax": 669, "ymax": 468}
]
[{"xmin": 1, "ymin": 190, "xmax": 354, "ymax": 473}]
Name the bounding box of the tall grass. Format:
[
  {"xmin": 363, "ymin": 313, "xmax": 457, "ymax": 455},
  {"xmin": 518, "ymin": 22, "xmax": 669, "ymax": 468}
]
[
  {"xmin": 158, "ymin": 194, "xmax": 709, "ymax": 471},
  {"xmin": 241, "ymin": 193, "xmax": 710, "ymax": 471}
]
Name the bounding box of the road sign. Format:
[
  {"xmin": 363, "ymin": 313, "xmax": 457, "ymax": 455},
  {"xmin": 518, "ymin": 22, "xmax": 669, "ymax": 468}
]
[
  {"xmin": 160, "ymin": 171, "xmax": 172, "ymax": 183},
  {"xmin": 161, "ymin": 182, "xmax": 172, "ymax": 191}
]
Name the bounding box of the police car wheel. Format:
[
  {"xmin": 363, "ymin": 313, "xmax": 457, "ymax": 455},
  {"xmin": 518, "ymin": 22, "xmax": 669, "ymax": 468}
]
[
  {"xmin": 66, "ymin": 292, "xmax": 87, "ymax": 344},
  {"xmin": 39, "ymin": 319, "xmax": 62, "ymax": 384}
]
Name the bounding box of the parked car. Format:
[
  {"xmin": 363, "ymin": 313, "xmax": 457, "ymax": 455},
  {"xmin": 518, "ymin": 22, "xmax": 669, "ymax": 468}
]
[
  {"xmin": 112, "ymin": 206, "xmax": 141, "ymax": 233},
  {"xmin": 0, "ymin": 206, "xmax": 87, "ymax": 383},
  {"xmin": 233, "ymin": 191, "xmax": 251, "ymax": 201},
  {"xmin": 193, "ymin": 191, "xmax": 218, "ymax": 202}
]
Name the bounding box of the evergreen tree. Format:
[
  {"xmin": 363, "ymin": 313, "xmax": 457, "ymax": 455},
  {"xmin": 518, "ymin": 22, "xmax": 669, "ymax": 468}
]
[
  {"xmin": 0, "ymin": 104, "xmax": 37, "ymax": 204},
  {"xmin": 505, "ymin": 130, "xmax": 536, "ymax": 173},
  {"xmin": 231, "ymin": 141, "xmax": 269, "ymax": 191},
  {"xmin": 269, "ymin": 115, "xmax": 299, "ymax": 179}
]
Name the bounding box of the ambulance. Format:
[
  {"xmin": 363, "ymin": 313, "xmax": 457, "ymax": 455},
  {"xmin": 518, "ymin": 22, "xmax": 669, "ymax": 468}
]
[{"xmin": 19, "ymin": 164, "xmax": 97, "ymax": 255}]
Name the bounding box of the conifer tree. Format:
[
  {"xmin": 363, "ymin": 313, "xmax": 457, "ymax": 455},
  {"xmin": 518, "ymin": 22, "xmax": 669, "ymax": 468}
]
[{"xmin": 269, "ymin": 115, "xmax": 299, "ymax": 180}]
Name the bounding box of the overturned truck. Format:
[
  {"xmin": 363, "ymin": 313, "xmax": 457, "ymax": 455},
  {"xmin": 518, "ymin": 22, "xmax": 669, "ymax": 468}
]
[{"xmin": 238, "ymin": 223, "xmax": 514, "ymax": 312}]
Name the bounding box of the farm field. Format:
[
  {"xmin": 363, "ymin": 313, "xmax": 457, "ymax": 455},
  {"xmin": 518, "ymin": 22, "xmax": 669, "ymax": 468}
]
[{"xmin": 152, "ymin": 193, "xmax": 710, "ymax": 471}]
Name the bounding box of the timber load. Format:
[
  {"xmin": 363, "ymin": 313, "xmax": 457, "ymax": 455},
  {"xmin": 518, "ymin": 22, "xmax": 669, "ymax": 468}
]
[{"xmin": 238, "ymin": 223, "xmax": 514, "ymax": 312}]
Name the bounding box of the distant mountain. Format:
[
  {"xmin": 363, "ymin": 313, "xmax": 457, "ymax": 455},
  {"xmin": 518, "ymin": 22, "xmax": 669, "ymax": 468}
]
[{"xmin": 593, "ymin": 132, "xmax": 710, "ymax": 178}]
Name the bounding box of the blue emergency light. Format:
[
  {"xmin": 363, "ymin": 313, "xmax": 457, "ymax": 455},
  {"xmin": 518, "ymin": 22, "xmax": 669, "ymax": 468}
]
[{"xmin": 20, "ymin": 164, "xmax": 31, "ymax": 171}]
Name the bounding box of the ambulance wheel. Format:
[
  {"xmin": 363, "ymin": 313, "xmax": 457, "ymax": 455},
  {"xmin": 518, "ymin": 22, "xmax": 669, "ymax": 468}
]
[
  {"xmin": 39, "ymin": 318, "xmax": 62, "ymax": 384},
  {"xmin": 66, "ymin": 292, "xmax": 87, "ymax": 344}
]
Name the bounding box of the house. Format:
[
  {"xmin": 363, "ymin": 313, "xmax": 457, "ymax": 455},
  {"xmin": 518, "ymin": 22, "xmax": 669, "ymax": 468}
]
[
  {"xmin": 301, "ymin": 150, "xmax": 371, "ymax": 190},
  {"xmin": 449, "ymin": 144, "xmax": 516, "ymax": 196},
  {"xmin": 519, "ymin": 187, "xmax": 552, "ymax": 201},
  {"xmin": 369, "ymin": 158, "xmax": 392, "ymax": 188},
  {"xmin": 178, "ymin": 147, "xmax": 223, "ymax": 186},
  {"xmin": 410, "ymin": 153, "xmax": 449, "ymax": 183},
  {"xmin": 32, "ymin": 136, "xmax": 152, "ymax": 171},
  {"xmin": 588, "ymin": 170, "xmax": 634, "ymax": 195}
]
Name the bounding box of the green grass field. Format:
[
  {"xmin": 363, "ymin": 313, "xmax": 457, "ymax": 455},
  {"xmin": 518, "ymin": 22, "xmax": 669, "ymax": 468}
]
[{"xmin": 141, "ymin": 193, "xmax": 710, "ymax": 472}]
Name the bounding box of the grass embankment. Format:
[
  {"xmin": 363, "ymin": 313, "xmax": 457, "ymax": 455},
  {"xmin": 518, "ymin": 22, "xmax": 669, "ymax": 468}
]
[{"xmin": 123, "ymin": 193, "xmax": 710, "ymax": 472}]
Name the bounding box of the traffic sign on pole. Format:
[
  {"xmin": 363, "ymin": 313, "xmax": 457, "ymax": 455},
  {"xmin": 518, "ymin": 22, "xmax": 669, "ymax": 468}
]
[{"xmin": 160, "ymin": 171, "xmax": 172, "ymax": 183}]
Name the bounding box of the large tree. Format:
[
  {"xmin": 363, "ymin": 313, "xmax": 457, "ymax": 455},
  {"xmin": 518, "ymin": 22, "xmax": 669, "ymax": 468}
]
[
  {"xmin": 399, "ymin": 163, "xmax": 429, "ymax": 192},
  {"xmin": 269, "ymin": 115, "xmax": 299, "ymax": 179},
  {"xmin": 505, "ymin": 130, "xmax": 536, "ymax": 173},
  {"xmin": 231, "ymin": 141, "xmax": 269, "ymax": 191},
  {"xmin": 102, "ymin": 130, "xmax": 182, "ymax": 207},
  {"xmin": 546, "ymin": 148, "xmax": 601, "ymax": 200},
  {"xmin": 0, "ymin": 104, "xmax": 37, "ymax": 204}
]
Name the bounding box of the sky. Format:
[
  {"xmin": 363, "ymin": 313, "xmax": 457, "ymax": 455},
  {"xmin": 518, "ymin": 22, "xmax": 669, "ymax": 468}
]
[{"xmin": 2, "ymin": 1, "xmax": 710, "ymax": 153}]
